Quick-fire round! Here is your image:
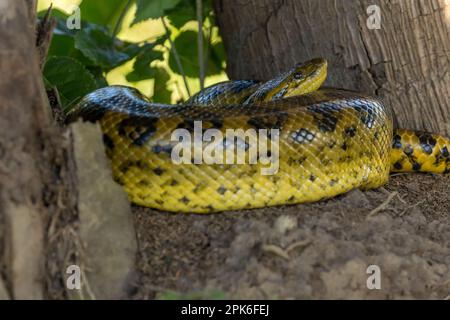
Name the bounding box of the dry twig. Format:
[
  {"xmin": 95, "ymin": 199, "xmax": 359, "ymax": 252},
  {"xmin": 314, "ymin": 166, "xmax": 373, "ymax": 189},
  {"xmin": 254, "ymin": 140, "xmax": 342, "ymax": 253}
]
[{"xmin": 367, "ymin": 191, "xmax": 398, "ymax": 218}]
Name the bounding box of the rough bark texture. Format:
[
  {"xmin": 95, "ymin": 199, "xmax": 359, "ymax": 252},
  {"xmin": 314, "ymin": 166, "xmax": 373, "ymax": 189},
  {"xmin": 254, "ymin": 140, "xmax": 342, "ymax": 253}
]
[
  {"xmin": 0, "ymin": 0, "xmax": 79, "ymax": 300},
  {"xmin": 0, "ymin": 0, "xmax": 138, "ymax": 300},
  {"xmin": 0, "ymin": 0, "xmax": 50, "ymax": 299},
  {"xmin": 214, "ymin": 0, "xmax": 450, "ymax": 136}
]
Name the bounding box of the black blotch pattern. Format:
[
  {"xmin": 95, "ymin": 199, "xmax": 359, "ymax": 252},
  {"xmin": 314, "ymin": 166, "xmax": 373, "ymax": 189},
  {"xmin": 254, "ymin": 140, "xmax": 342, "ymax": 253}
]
[
  {"xmin": 176, "ymin": 120, "xmax": 195, "ymax": 131},
  {"xmin": 393, "ymin": 161, "xmax": 403, "ymax": 170},
  {"xmin": 203, "ymin": 205, "xmax": 215, "ymax": 211},
  {"xmin": 434, "ymin": 146, "xmax": 450, "ymax": 167},
  {"xmin": 180, "ymin": 196, "xmax": 190, "ymax": 204},
  {"xmin": 329, "ymin": 179, "xmax": 338, "ymax": 186},
  {"xmin": 102, "ymin": 134, "xmax": 115, "ymax": 149},
  {"xmin": 392, "ymin": 134, "xmax": 402, "ymax": 149},
  {"xmin": 418, "ymin": 132, "xmax": 436, "ymax": 155},
  {"xmin": 404, "ymin": 145, "xmax": 414, "ymax": 155},
  {"xmin": 209, "ymin": 119, "xmax": 224, "ymax": 129},
  {"xmin": 345, "ymin": 126, "xmax": 357, "ymax": 137},
  {"xmin": 247, "ymin": 112, "xmax": 288, "ymax": 130},
  {"xmin": 350, "ymin": 100, "xmax": 377, "ymax": 129},
  {"xmin": 114, "ymin": 176, "xmax": 125, "ymax": 186},
  {"xmin": 152, "ymin": 144, "xmax": 173, "ymax": 155},
  {"xmin": 307, "ymin": 104, "xmax": 339, "ymax": 133},
  {"xmin": 118, "ymin": 160, "xmax": 149, "ymax": 173},
  {"xmin": 138, "ymin": 179, "xmax": 150, "ymax": 187},
  {"xmin": 135, "ymin": 130, "xmax": 155, "ymax": 146},
  {"xmin": 177, "ymin": 118, "xmax": 223, "ymax": 133},
  {"xmin": 442, "ymin": 146, "xmax": 450, "ymax": 158},
  {"xmin": 217, "ymin": 186, "xmax": 227, "ymax": 195},
  {"xmin": 118, "ymin": 161, "xmax": 131, "ymax": 173},
  {"xmin": 309, "ymin": 174, "xmax": 316, "ymax": 182},
  {"xmin": 117, "ymin": 116, "xmax": 158, "ymax": 146},
  {"xmin": 318, "ymin": 115, "xmax": 338, "ymax": 132},
  {"xmin": 412, "ymin": 162, "xmax": 421, "ymax": 171},
  {"xmin": 153, "ymin": 167, "xmax": 164, "ymax": 176}
]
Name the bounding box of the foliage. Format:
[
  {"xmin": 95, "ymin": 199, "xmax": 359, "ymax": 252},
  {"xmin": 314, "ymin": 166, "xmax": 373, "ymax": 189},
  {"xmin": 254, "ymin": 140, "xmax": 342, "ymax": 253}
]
[
  {"xmin": 43, "ymin": 56, "xmax": 98, "ymax": 107},
  {"xmin": 39, "ymin": 0, "xmax": 227, "ymax": 108}
]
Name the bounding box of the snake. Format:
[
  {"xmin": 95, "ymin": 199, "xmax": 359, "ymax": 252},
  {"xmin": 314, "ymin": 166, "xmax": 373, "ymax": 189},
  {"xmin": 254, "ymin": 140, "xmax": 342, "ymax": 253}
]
[{"xmin": 66, "ymin": 58, "xmax": 450, "ymax": 213}]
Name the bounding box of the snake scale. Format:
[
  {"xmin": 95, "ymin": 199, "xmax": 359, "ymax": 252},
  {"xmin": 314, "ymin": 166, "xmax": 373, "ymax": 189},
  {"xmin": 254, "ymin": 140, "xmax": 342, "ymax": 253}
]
[{"xmin": 67, "ymin": 59, "xmax": 450, "ymax": 213}]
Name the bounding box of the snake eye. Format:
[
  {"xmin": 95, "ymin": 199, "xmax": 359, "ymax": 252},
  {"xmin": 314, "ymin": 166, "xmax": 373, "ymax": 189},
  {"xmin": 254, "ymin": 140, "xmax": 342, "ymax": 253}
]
[{"xmin": 293, "ymin": 72, "xmax": 302, "ymax": 80}]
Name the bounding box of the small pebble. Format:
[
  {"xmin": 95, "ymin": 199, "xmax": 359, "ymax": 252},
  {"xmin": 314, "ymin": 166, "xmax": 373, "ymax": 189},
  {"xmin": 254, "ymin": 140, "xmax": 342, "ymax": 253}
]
[{"xmin": 274, "ymin": 215, "xmax": 298, "ymax": 234}]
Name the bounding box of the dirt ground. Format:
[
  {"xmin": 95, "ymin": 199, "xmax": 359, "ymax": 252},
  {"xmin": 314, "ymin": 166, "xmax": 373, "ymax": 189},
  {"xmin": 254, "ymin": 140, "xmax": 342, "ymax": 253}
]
[{"xmin": 130, "ymin": 174, "xmax": 449, "ymax": 300}]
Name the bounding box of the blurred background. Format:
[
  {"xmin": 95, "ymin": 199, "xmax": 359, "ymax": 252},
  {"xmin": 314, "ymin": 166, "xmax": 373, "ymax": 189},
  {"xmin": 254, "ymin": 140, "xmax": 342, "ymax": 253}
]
[{"xmin": 38, "ymin": 0, "xmax": 228, "ymax": 107}]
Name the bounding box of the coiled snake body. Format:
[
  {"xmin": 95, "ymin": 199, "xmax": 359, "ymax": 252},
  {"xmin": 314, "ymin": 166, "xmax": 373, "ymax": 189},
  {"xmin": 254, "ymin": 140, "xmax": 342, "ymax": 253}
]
[{"xmin": 67, "ymin": 59, "xmax": 450, "ymax": 213}]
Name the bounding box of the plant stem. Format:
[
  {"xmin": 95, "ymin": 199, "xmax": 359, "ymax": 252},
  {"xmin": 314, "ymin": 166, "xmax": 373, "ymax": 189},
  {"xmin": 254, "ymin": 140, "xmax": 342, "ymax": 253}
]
[
  {"xmin": 112, "ymin": 0, "xmax": 132, "ymax": 37},
  {"xmin": 161, "ymin": 17, "xmax": 191, "ymax": 98},
  {"xmin": 203, "ymin": 26, "xmax": 212, "ymax": 79},
  {"xmin": 196, "ymin": 0, "xmax": 205, "ymax": 90}
]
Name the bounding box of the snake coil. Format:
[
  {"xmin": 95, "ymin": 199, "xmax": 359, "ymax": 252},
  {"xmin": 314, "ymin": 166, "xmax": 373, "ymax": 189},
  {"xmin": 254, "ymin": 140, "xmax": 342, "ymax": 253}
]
[{"xmin": 67, "ymin": 59, "xmax": 450, "ymax": 213}]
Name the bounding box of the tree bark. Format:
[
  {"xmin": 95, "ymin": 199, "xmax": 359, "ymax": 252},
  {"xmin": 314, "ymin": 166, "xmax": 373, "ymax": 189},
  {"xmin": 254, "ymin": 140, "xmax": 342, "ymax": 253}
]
[
  {"xmin": 0, "ymin": 0, "xmax": 49, "ymax": 299},
  {"xmin": 0, "ymin": 0, "xmax": 137, "ymax": 300},
  {"xmin": 0, "ymin": 0, "xmax": 79, "ymax": 299},
  {"xmin": 214, "ymin": 0, "xmax": 450, "ymax": 136}
]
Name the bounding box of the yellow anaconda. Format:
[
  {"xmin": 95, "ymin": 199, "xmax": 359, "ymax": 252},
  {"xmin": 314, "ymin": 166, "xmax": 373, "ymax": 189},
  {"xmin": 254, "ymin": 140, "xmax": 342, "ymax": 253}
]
[
  {"xmin": 67, "ymin": 59, "xmax": 450, "ymax": 213},
  {"xmin": 187, "ymin": 58, "xmax": 328, "ymax": 106}
]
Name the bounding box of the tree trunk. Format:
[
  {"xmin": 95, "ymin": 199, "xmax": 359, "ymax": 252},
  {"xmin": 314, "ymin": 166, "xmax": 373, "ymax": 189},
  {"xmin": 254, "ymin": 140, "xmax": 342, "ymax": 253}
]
[
  {"xmin": 214, "ymin": 0, "xmax": 450, "ymax": 136},
  {"xmin": 0, "ymin": 0, "xmax": 79, "ymax": 299},
  {"xmin": 0, "ymin": 0, "xmax": 137, "ymax": 300}
]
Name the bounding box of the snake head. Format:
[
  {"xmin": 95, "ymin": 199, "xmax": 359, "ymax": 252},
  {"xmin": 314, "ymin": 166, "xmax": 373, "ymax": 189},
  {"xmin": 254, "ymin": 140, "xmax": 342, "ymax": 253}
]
[
  {"xmin": 283, "ymin": 58, "xmax": 328, "ymax": 98},
  {"xmin": 243, "ymin": 58, "xmax": 328, "ymax": 105}
]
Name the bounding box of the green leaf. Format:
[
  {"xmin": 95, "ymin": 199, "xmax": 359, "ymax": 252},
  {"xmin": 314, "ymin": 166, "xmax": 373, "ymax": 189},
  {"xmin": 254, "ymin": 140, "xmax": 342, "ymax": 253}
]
[
  {"xmin": 39, "ymin": 10, "xmax": 76, "ymax": 57},
  {"xmin": 152, "ymin": 68, "xmax": 172, "ymax": 103},
  {"xmin": 166, "ymin": 0, "xmax": 214, "ymax": 29},
  {"xmin": 39, "ymin": 8, "xmax": 102, "ymax": 37},
  {"xmin": 133, "ymin": 0, "xmax": 181, "ymax": 25},
  {"xmin": 46, "ymin": 16, "xmax": 147, "ymax": 69},
  {"xmin": 88, "ymin": 66, "xmax": 109, "ymax": 88},
  {"xmin": 119, "ymin": 35, "xmax": 167, "ymax": 60},
  {"xmin": 168, "ymin": 30, "xmax": 223, "ymax": 77},
  {"xmin": 166, "ymin": 0, "xmax": 195, "ymax": 28},
  {"xmin": 209, "ymin": 40, "xmax": 227, "ymax": 72},
  {"xmin": 43, "ymin": 56, "xmax": 98, "ymax": 108},
  {"xmin": 75, "ymin": 26, "xmax": 130, "ymax": 70},
  {"xmin": 79, "ymin": 0, "xmax": 131, "ymax": 32},
  {"xmin": 47, "ymin": 33, "xmax": 76, "ymax": 57},
  {"xmin": 126, "ymin": 43, "xmax": 164, "ymax": 82},
  {"xmin": 38, "ymin": 8, "xmax": 69, "ymax": 20}
]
